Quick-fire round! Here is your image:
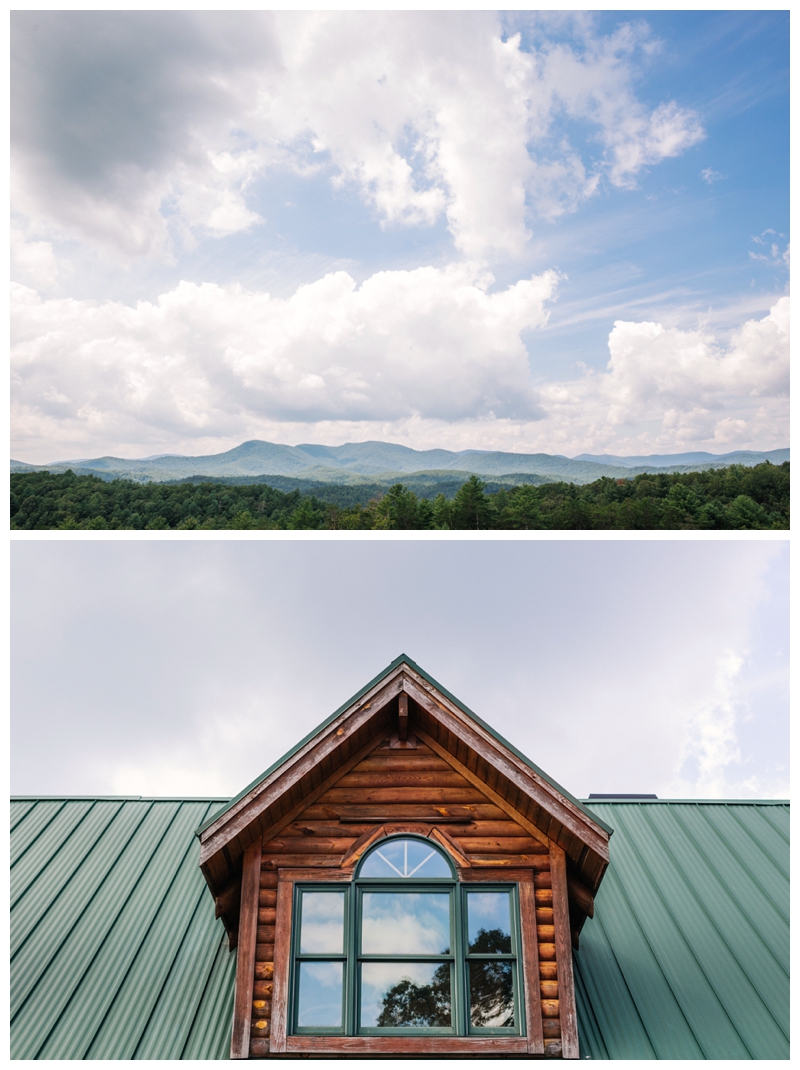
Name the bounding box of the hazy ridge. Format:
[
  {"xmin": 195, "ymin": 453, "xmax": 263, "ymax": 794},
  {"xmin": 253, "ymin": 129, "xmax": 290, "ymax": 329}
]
[{"xmin": 11, "ymin": 439, "xmax": 789, "ymax": 489}]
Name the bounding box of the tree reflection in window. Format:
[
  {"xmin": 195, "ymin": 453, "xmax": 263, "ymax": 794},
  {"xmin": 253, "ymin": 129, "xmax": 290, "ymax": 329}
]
[
  {"xmin": 375, "ymin": 963, "xmax": 452, "ymax": 1027},
  {"xmin": 292, "ymin": 837, "xmax": 521, "ymax": 1035}
]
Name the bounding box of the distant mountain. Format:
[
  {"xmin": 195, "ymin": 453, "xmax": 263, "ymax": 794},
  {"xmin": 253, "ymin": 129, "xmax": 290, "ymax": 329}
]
[
  {"xmin": 575, "ymin": 449, "xmax": 790, "ymax": 469},
  {"xmin": 10, "ymin": 440, "xmax": 789, "ymax": 488}
]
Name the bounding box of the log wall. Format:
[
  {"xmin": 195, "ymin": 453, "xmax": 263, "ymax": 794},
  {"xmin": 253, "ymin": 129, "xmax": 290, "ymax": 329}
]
[{"xmin": 242, "ymin": 737, "xmax": 572, "ymax": 1058}]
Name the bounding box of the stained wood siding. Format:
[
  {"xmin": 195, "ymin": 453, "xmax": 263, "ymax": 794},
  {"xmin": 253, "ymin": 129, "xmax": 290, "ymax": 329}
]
[{"xmin": 243, "ymin": 738, "xmax": 572, "ymax": 1058}]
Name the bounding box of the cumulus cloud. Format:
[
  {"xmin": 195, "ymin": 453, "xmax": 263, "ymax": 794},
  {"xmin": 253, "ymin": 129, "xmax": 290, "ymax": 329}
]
[
  {"xmin": 11, "ymin": 264, "xmax": 557, "ymax": 458},
  {"xmin": 536, "ymin": 297, "xmax": 789, "ymax": 453},
  {"xmin": 12, "ymin": 275, "xmax": 787, "ymax": 461},
  {"xmin": 12, "ymin": 11, "xmax": 704, "ymax": 260}
]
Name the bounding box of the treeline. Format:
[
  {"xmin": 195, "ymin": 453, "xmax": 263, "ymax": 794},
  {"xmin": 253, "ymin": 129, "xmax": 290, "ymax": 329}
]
[{"xmin": 11, "ymin": 462, "xmax": 788, "ymax": 529}]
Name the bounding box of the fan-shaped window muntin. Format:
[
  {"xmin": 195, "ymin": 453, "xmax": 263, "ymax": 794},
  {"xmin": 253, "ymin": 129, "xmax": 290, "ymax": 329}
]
[
  {"xmin": 291, "ymin": 835, "xmax": 524, "ymax": 1037},
  {"xmin": 356, "ymin": 835, "xmax": 455, "ymax": 879}
]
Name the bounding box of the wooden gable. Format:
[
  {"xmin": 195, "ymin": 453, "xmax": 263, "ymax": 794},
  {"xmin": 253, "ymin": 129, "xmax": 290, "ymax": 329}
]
[{"xmin": 196, "ymin": 657, "xmax": 612, "ymax": 1060}]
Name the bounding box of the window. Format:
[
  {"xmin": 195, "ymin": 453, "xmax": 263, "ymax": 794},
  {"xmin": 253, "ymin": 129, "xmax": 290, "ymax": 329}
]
[{"xmin": 290, "ymin": 835, "xmax": 523, "ymax": 1036}]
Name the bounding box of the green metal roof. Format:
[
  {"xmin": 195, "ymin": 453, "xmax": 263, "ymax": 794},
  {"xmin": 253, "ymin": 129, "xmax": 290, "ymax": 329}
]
[
  {"xmin": 574, "ymin": 799, "xmax": 789, "ymax": 1060},
  {"xmin": 196, "ymin": 653, "xmax": 613, "ymax": 838},
  {"xmin": 11, "ymin": 797, "xmax": 236, "ymax": 1060},
  {"xmin": 11, "ymin": 796, "xmax": 788, "ymax": 1059}
]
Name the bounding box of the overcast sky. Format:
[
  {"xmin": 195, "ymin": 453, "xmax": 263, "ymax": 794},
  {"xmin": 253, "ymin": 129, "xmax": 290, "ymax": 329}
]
[
  {"xmin": 12, "ymin": 539, "xmax": 788, "ymax": 801},
  {"xmin": 11, "ymin": 10, "xmax": 788, "ymax": 464}
]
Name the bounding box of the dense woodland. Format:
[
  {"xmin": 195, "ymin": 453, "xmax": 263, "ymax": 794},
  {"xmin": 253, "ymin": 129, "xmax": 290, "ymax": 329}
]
[{"xmin": 11, "ymin": 462, "xmax": 788, "ymax": 529}]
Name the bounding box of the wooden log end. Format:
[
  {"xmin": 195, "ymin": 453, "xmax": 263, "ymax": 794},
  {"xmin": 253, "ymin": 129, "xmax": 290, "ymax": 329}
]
[
  {"xmin": 249, "ymin": 1038, "xmax": 270, "ymax": 1058},
  {"xmin": 255, "ymin": 943, "xmax": 275, "ymax": 962},
  {"xmin": 540, "ymin": 981, "xmax": 559, "ymax": 999},
  {"xmin": 538, "ymin": 942, "xmax": 557, "ymax": 961},
  {"xmin": 544, "ymin": 1038, "xmax": 563, "ymax": 1058},
  {"xmin": 542, "ymin": 1020, "xmax": 561, "ymax": 1039},
  {"xmin": 253, "ymin": 980, "xmax": 274, "ymax": 998},
  {"xmin": 254, "ymin": 961, "xmax": 274, "ymax": 980},
  {"xmin": 251, "ymin": 1019, "xmax": 270, "ymax": 1037},
  {"xmin": 541, "ymin": 999, "xmax": 560, "ymax": 1019}
]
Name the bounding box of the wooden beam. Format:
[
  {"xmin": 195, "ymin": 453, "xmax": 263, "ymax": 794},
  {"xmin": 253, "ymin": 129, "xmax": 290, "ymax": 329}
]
[
  {"xmin": 277, "ymin": 867, "xmax": 353, "ymax": 883},
  {"xmin": 215, "ymin": 880, "xmax": 240, "ymax": 919},
  {"xmin": 257, "ymin": 731, "xmax": 389, "ymax": 850},
  {"xmin": 428, "ymin": 825, "xmax": 471, "ymax": 868},
  {"xmin": 230, "ymin": 839, "xmax": 261, "ymax": 1060},
  {"xmin": 269, "ymin": 878, "xmax": 293, "ymax": 1054},
  {"xmin": 285, "ymin": 1036, "xmax": 529, "ymax": 1054},
  {"xmin": 405, "ymin": 672, "xmax": 610, "ymax": 860},
  {"xmin": 568, "ymin": 874, "xmax": 594, "ymax": 918},
  {"xmin": 414, "ymin": 726, "xmax": 551, "ymax": 848},
  {"xmin": 518, "ymin": 879, "xmax": 544, "ymax": 1054},
  {"xmin": 340, "ymin": 824, "xmax": 387, "ymax": 868},
  {"xmin": 398, "ymin": 692, "xmax": 408, "ymax": 741},
  {"xmin": 550, "ymin": 843, "xmax": 579, "ymax": 1060}
]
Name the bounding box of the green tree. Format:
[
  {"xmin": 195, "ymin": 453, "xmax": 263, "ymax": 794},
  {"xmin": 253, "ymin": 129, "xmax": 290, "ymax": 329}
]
[
  {"xmin": 501, "ymin": 484, "xmax": 545, "ymax": 529},
  {"xmin": 451, "ymin": 475, "xmax": 492, "ymax": 529},
  {"xmin": 376, "ymin": 964, "xmax": 451, "ymax": 1027},
  {"xmin": 374, "ymin": 484, "xmax": 420, "ymax": 529},
  {"xmin": 725, "ymin": 494, "xmax": 770, "ymax": 529},
  {"xmin": 431, "ymin": 493, "xmax": 453, "ymax": 530},
  {"xmin": 288, "ymin": 498, "xmax": 324, "ymax": 529}
]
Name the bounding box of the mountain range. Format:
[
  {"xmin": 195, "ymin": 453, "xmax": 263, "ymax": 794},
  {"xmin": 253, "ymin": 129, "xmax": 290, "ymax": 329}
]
[{"xmin": 11, "ymin": 440, "xmax": 789, "ymax": 489}]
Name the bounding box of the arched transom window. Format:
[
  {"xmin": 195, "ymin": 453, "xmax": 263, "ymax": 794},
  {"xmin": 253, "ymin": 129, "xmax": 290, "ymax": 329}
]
[
  {"xmin": 290, "ymin": 835, "xmax": 522, "ymax": 1037},
  {"xmin": 358, "ymin": 836, "xmax": 453, "ymax": 879}
]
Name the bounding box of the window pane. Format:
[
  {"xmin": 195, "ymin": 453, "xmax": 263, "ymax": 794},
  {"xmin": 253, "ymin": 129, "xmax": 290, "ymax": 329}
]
[
  {"xmin": 361, "ymin": 891, "xmax": 451, "ymax": 955},
  {"xmin": 296, "ymin": 961, "xmax": 344, "ymax": 1028},
  {"xmin": 466, "ymin": 890, "xmax": 513, "ymax": 953},
  {"xmin": 469, "ymin": 961, "xmax": 515, "ymax": 1028},
  {"xmin": 359, "ymin": 838, "xmax": 451, "ymax": 878},
  {"xmin": 299, "ymin": 891, "xmax": 345, "ymax": 954},
  {"xmin": 360, "ymin": 962, "xmax": 452, "ymax": 1028}
]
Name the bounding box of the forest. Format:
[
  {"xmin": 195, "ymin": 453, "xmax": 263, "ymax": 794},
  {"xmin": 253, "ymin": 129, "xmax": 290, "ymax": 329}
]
[{"xmin": 11, "ymin": 462, "xmax": 788, "ymax": 530}]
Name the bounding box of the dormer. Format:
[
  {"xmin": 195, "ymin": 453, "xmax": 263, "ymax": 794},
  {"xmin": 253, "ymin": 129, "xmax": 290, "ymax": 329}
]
[{"xmin": 196, "ymin": 655, "xmax": 612, "ymax": 1059}]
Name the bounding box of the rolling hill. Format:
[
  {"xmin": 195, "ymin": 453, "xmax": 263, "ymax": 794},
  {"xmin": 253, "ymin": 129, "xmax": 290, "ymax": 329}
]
[{"xmin": 10, "ymin": 440, "xmax": 789, "ymax": 488}]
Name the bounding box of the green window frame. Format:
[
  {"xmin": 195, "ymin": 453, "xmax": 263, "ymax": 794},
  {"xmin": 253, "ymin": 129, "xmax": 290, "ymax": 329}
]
[{"xmin": 289, "ymin": 835, "xmax": 525, "ymax": 1037}]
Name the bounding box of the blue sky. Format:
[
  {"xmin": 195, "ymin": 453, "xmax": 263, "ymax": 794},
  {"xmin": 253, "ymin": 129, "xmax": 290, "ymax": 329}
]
[
  {"xmin": 11, "ymin": 11, "xmax": 788, "ymax": 462},
  {"xmin": 11, "ymin": 540, "xmax": 788, "ymax": 800}
]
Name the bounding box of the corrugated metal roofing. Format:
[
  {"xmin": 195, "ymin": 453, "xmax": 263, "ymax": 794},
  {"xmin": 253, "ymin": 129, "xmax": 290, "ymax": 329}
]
[
  {"xmin": 573, "ymin": 800, "xmax": 789, "ymax": 1060},
  {"xmin": 197, "ymin": 653, "xmax": 613, "ymax": 837},
  {"xmin": 10, "ymin": 797, "xmax": 236, "ymax": 1060},
  {"xmin": 11, "ymin": 796, "xmax": 788, "ymax": 1060}
]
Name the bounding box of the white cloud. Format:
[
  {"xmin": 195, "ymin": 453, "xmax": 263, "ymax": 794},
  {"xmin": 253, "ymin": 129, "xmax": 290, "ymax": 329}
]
[
  {"xmin": 11, "ymin": 229, "xmax": 60, "ymax": 290},
  {"xmin": 11, "ymin": 282, "xmax": 788, "ymax": 462},
  {"xmin": 535, "ymin": 297, "xmax": 789, "ymax": 453},
  {"xmin": 11, "ymin": 264, "xmax": 557, "ymax": 458},
  {"xmin": 12, "ymin": 11, "xmax": 705, "ymax": 261}
]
